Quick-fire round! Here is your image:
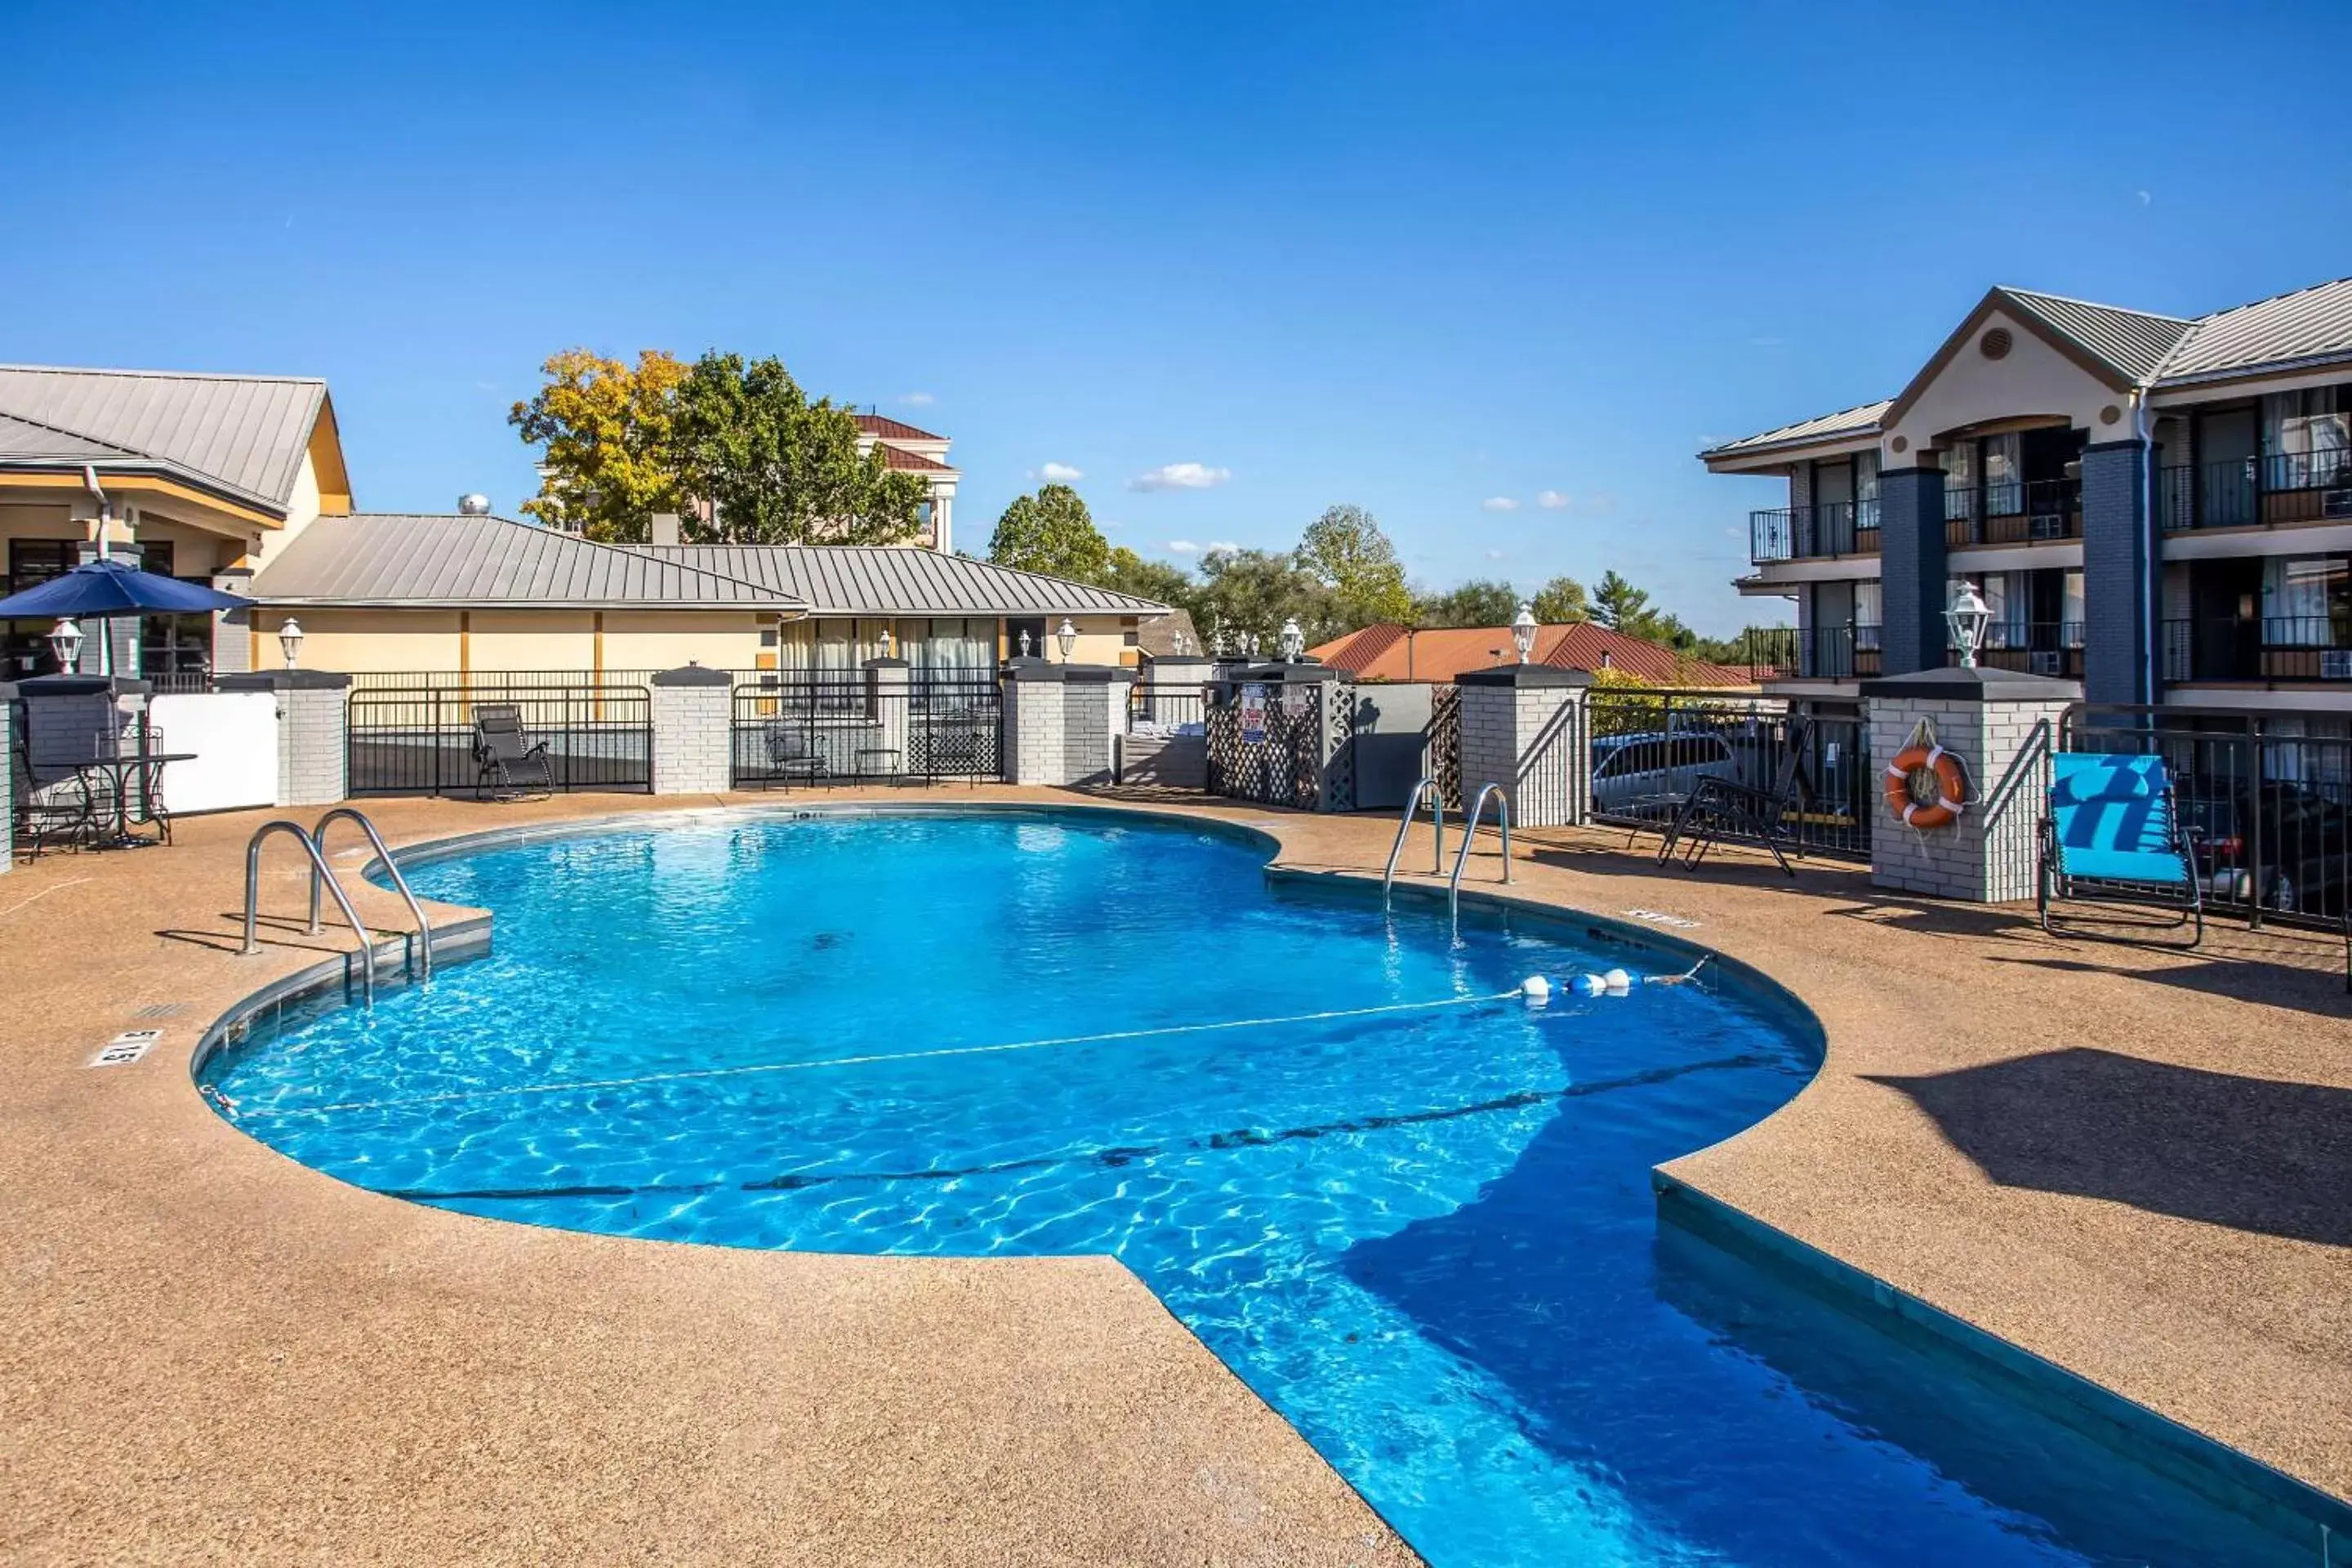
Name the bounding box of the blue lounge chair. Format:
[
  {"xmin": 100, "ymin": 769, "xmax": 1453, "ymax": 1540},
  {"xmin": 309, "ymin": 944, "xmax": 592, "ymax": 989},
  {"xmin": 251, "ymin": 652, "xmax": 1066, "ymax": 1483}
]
[{"xmin": 2038, "ymin": 754, "xmax": 2203, "ymax": 946}]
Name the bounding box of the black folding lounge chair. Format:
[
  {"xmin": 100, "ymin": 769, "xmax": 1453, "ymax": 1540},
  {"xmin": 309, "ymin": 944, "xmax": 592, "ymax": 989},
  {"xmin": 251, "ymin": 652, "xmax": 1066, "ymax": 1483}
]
[
  {"xmin": 1655, "ymin": 719, "xmax": 1814, "ymax": 879},
  {"xmin": 473, "ymin": 703, "xmax": 555, "ymax": 800},
  {"xmin": 9, "ymin": 719, "xmax": 99, "ymax": 858}
]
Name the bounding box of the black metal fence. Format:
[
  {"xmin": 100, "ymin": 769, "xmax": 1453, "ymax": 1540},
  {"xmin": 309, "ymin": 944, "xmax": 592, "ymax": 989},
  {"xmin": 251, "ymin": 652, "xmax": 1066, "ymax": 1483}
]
[
  {"xmin": 2159, "ymin": 456, "xmax": 2352, "ymax": 531},
  {"xmin": 346, "ymin": 677, "xmax": 652, "ymax": 795},
  {"xmin": 728, "ymin": 669, "xmax": 1000, "ymax": 786},
  {"xmin": 2061, "ymin": 703, "xmax": 2352, "ymax": 928},
  {"xmin": 1586, "ymin": 688, "xmax": 1871, "ymax": 859}
]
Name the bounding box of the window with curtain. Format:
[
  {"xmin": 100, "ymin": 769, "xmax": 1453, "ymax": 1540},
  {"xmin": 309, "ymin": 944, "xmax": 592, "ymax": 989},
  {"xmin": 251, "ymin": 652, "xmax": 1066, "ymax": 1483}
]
[
  {"xmin": 2261, "ymin": 387, "xmax": 2349, "ymax": 488},
  {"xmin": 1854, "ymin": 581, "xmax": 1882, "ymax": 648},
  {"xmin": 1855, "ymin": 449, "xmax": 1882, "ymax": 532},
  {"xmin": 1982, "ymin": 434, "xmax": 2022, "ymax": 514},
  {"xmin": 2265, "ymin": 555, "xmax": 2349, "ymax": 646},
  {"xmin": 2062, "ymin": 571, "xmax": 2086, "ymax": 646},
  {"xmin": 1940, "ymin": 440, "xmax": 1978, "ymax": 520}
]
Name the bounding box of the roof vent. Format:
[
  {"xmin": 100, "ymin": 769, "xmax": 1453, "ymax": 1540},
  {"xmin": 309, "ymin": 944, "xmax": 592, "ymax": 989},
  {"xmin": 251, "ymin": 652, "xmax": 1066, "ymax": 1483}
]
[
  {"xmin": 1980, "ymin": 327, "xmax": 2013, "ymax": 361},
  {"xmin": 457, "ymin": 493, "xmax": 492, "ymax": 516}
]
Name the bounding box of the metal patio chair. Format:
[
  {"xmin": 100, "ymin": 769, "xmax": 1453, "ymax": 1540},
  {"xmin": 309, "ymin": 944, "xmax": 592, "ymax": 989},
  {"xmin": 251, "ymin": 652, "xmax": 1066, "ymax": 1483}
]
[
  {"xmin": 2038, "ymin": 753, "xmax": 2203, "ymax": 947},
  {"xmin": 763, "ymin": 722, "xmax": 828, "ymax": 789},
  {"xmin": 473, "ymin": 703, "xmax": 555, "ymax": 801},
  {"xmin": 9, "ymin": 724, "xmax": 99, "ymax": 858},
  {"xmin": 1655, "ymin": 719, "xmax": 1813, "ymax": 879}
]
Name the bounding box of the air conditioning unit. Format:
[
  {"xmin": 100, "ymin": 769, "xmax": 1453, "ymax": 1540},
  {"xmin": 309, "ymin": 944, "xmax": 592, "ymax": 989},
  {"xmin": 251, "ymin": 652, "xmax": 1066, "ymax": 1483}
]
[
  {"xmin": 2321, "ymin": 488, "xmax": 2352, "ymax": 519},
  {"xmin": 2028, "ymin": 513, "xmax": 2067, "ymax": 540},
  {"xmin": 2321, "ymin": 649, "xmax": 2352, "ymax": 680},
  {"xmin": 2029, "ymin": 650, "xmax": 2062, "ymax": 676}
]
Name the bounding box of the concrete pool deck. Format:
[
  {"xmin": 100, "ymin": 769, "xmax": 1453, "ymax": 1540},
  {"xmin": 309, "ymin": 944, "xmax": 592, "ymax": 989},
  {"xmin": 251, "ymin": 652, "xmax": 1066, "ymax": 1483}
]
[{"xmin": 2, "ymin": 787, "xmax": 2347, "ymax": 1563}]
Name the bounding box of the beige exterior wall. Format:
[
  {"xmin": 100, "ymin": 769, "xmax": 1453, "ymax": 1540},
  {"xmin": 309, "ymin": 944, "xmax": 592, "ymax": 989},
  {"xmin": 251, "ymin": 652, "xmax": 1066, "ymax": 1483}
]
[
  {"xmin": 600, "ymin": 611, "xmax": 767, "ymax": 672},
  {"xmin": 466, "ymin": 609, "xmax": 597, "ymax": 672},
  {"xmin": 248, "ymin": 451, "xmax": 325, "ymax": 570},
  {"xmin": 1885, "ymin": 308, "xmax": 2116, "ymax": 460},
  {"xmin": 256, "ymin": 609, "xmax": 465, "ymax": 673}
]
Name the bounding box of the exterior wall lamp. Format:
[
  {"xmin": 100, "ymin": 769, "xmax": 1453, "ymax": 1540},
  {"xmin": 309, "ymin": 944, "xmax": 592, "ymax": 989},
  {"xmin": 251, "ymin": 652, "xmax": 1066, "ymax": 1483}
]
[
  {"xmin": 1944, "ymin": 581, "xmax": 1991, "ymax": 669},
  {"xmin": 278, "ymin": 617, "xmax": 305, "ymax": 670},
  {"xmin": 1055, "ymin": 617, "xmax": 1077, "ymax": 662},
  {"xmin": 1511, "ymin": 604, "xmax": 1538, "ymax": 664}
]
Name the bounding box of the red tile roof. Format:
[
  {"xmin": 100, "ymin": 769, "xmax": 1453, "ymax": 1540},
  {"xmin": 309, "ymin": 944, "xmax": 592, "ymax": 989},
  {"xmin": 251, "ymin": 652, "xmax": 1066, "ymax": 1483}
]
[
  {"xmin": 876, "ymin": 442, "xmax": 953, "ymax": 473},
  {"xmin": 854, "ymin": 412, "xmax": 946, "ymax": 442},
  {"xmin": 1307, "ymin": 621, "xmax": 1754, "ymax": 687}
]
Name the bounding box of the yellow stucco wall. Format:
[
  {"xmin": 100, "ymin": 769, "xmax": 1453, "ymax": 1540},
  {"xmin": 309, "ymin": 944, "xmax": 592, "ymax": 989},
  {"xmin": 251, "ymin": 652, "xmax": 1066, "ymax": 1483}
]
[
  {"xmin": 259, "ymin": 609, "xmax": 465, "ymax": 673},
  {"xmin": 601, "ymin": 611, "xmax": 767, "ymax": 672}
]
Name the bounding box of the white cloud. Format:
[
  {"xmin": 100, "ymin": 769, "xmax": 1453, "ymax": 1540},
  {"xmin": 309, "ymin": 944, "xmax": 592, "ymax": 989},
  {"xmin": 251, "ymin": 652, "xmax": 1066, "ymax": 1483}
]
[
  {"xmin": 1205, "ymin": 540, "xmax": 1239, "ymax": 554},
  {"xmin": 1034, "ymin": 461, "xmax": 1084, "ymax": 482},
  {"xmin": 2136, "ymin": 189, "xmax": 2152, "ymax": 206},
  {"xmin": 1535, "ymin": 489, "xmax": 1570, "ymax": 510},
  {"xmin": 1129, "ymin": 462, "xmax": 1232, "ymax": 492},
  {"xmin": 1481, "ymin": 496, "xmax": 1520, "ymax": 513},
  {"xmin": 1484, "ymin": 549, "xmax": 1506, "ymax": 560},
  {"xmin": 898, "ymin": 391, "xmax": 936, "ymax": 406},
  {"xmin": 1165, "ymin": 539, "xmax": 1199, "ymax": 554}
]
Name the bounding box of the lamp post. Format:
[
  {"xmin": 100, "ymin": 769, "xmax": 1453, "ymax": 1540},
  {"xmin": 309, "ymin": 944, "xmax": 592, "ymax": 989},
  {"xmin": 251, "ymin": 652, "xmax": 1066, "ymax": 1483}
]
[
  {"xmin": 1278, "ymin": 617, "xmax": 1304, "ymax": 663},
  {"xmin": 48, "ymin": 617, "xmax": 83, "ymax": 675},
  {"xmin": 1511, "ymin": 604, "xmax": 1538, "ymax": 665},
  {"xmin": 278, "ymin": 617, "xmax": 305, "ymax": 670},
  {"xmin": 1944, "ymin": 581, "xmax": 1992, "ymax": 670},
  {"xmin": 1055, "ymin": 617, "xmax": 1077, "ymax": 662}
]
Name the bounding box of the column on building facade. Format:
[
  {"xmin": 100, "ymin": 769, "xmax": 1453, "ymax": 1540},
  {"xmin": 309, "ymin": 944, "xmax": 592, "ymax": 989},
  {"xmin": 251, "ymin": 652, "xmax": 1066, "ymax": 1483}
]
[
  {"xmin": 2079, "ymin": 438, "xmax": 2155, "ymax": 706},
  {"xmin": 1, "ymin": 682, "xmax": 15, "ymax": 871},
  {"xmin": 1454, "ymin": 664, "xmax": 1592, "ymax": 828},
  {"xmin": 1876, "ymin": 462, "xmax": 1949, "ymax": 676},
  {"xmin": 216, "ymin": 670, "xmax": 353, "ymax": 806},
  {"xmin": 865, "ymin": 657, "xmax": 911, "ymax": 770},
  {"xmin": 1862, "ymin": 666, "xmax": 2074, "ymax": 903},
  {"xmin": 1000, "ymin": 660, "xmax": 1068, "ymax": 785},
  {"xmin": 647, "ymin": 665, "xmax": 734, "ymax": 795},
  {"xmin": 211, "ymin": 570, "xmax": 256, "ymax": 677}
]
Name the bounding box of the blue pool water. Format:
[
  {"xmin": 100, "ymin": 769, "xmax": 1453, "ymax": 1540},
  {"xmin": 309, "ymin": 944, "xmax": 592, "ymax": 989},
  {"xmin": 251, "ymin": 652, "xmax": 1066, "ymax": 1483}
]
[{"xmin": 202, "ymin": 810, "xmax": 2301, "ymax": 1566}]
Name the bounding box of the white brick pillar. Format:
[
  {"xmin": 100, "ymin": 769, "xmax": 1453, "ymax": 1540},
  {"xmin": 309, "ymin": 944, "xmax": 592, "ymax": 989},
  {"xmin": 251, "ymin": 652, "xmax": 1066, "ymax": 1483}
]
[
  {"xmin": 16, "ymin": 675, "xmax": 150, "ymax": 785},
  {"xmin": 1, "ymin": 682, "xmax": 16, "ymax": 871},
  {"xmin": 1057, "ymin": 667, "xmax": 1130, "ymax": 786},
  {"xmin": 211, "ymin": 570, "xmax": 256, "ymax": 677},
  {"xmin": 216, "ymin": 670, "xmax": 352, "ymax": 806},
  {"xmin": 649, "ymin": 665, "xmax": 733, "ymax": 795},
  {"xmin": 1001, "ymin": 660, "xmax": 1067, "ymax": 785},
  {"xmin": 1861, "ymin": 667, "xmax": 2075, "ymax": 902},
  {"xmin": 1454, "ymin": 664, "xmax": 1592, "ymax": 828}
]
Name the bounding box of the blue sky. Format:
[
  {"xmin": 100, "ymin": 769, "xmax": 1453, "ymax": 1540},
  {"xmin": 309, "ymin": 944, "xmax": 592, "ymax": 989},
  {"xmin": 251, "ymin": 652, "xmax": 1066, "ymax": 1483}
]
[{"xmin": 10, "ymin": 1, "xmax": 2352, "ymax": 633}]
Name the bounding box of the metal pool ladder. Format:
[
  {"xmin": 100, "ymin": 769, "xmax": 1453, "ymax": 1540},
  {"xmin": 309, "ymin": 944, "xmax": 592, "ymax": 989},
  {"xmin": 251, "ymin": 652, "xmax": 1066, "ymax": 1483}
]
[
  {"xmin": 1383, "ymin": 777, "xmax": 1446, "ymax": 906},
  {"xmin": 311, "ymin": 807, "xmax": 433, "ymax": 980},
  {"xmin": 239, "ymin": 808, "xmax": 426, "ymax": 1004},
  {"xmin": 1448, "ymin": 783, "xmax": 1512, "ymax": 920}
]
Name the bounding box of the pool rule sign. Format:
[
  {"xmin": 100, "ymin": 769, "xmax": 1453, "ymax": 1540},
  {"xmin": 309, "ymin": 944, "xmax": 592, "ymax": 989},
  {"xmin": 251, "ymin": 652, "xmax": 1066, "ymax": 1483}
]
[{"xmin": 1240, "ymin": 684, "xmax": 1268, "ymax": 743}]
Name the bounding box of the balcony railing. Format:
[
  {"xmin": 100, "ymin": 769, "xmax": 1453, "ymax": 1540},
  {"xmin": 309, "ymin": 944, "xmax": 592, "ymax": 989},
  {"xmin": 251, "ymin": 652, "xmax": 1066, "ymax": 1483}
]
[
  {"xmin": 1748, "ymin": 500, "xmax": 1880, "ymax": 563},
  {"xmin": 2163, "ymin": 616, "xmax": 2352, "ymax": 682},
  {"xmin": 1945, "ymin": 478, "xmax": 2080, "ymax": 547},
  {"xmin": 2159, "ymin": 454, "xmax": 2352, "ymax": 531},
  {"xmin": 1958, "ymin": 621, "xmax": 2085, "ymax": 678},
  {"xmin": 1744, "ymin": 624, "xmax": 1882, "ymax": 680}
]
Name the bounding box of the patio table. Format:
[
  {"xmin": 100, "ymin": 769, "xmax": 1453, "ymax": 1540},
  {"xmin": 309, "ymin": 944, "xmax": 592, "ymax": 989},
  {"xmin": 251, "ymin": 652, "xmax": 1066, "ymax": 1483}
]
[{"xmin": 72, "ymin": 751, "xmax": 196, "ymax": 849}]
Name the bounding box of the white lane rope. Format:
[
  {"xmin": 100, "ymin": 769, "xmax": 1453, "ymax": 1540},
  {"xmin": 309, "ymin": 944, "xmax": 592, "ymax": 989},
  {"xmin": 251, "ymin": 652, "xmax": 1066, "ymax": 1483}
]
[{"xmin": 232, "ymin": 988, "xmax": 1535, "ymax": 1121}]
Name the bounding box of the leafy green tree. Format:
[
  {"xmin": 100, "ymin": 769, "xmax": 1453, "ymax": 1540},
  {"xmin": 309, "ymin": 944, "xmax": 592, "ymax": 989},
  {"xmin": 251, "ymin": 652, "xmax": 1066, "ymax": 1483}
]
[
  {"xmin": 1195, "ymin": 549, "xmax": 1340, "ymax": 649},
  {"xmin": 1530, "ymin": 575, "xmax": 1592, "ymax": 624},
  {"xmin": 1098, "ymin": 546, "xmax": 1197, "ymax": 607},
  {"xmin": 1296, "ymin": 504, "xmax": 1411, "ymax": 629},
  {"xmin": 988, "ymin": 483, "xmax": 1112, "ymax": 581},
  {"xmin": 1414, "ymin": 578, "xmax": 1521, "ymax": 628},
  {"xmin": 509, "ymin": 348, "xmax": 690, "ymax": 541},
  {"xmin": 670, "ymin": 353, "xmax": 929, "ymax": 545},
  {"xmin": 1590, "ymin": 570, "xmax": 1654, "ymax": 634}
]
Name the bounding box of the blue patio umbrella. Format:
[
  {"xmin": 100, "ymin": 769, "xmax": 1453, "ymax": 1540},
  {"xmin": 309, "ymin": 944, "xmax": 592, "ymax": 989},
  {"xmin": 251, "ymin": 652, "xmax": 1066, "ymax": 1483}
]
[{"xmin": 0, "ymin": 556, "xmax": 255, "ymax": 675}]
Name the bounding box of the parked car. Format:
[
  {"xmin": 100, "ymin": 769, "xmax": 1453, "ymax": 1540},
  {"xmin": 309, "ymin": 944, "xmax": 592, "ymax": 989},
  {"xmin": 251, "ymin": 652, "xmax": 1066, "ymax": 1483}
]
[
  {"xmin": 1591, "ymin": 730, "xmax": 1742, "ymax": 819},
  {"xmin": 2174, "ymin": 773, "xmax": 2351, "ymax": 920}
]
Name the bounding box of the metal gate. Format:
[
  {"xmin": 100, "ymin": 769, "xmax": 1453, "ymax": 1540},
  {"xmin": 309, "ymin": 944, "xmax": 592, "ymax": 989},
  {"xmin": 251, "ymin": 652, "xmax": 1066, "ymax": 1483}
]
[
  {"xmin": 730, "ymin": 670, "xmax": 1002, "ymax": 786},
  {"xmin": 346, "ymin": 677, "xmax": 652, "ymax": 795},
  {"xmin": 1585, "ymin": 688, "xmax": 1870, "ymax": 860}
]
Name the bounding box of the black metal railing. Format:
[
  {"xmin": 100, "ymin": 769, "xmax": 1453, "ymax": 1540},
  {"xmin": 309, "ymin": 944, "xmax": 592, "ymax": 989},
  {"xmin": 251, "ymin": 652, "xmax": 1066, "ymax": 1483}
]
[
  {"xmin": 2158, "ymin": 455, "xmax": 2352, "ymax": 531},
  {"xmin": 1962, "ymin": 621, "xmax": 2085, "ymax": 679},
  {"xmin": 1748, "ymin": 501, "xmax": 1878, "ymax": 563},
  {"xmin": 346, "ymin": 676, "xmax": 652, "ymax": 795},
  {"xmin": 1744, "ymin": 625, "xmax": 1884, "ymax": 681},
  {"xmin": 2064, "ymin": 703, "xmax": 2352, "ymax": 927},
  {"xmin": 1944, "ymin": 478, "xmax": 2080, "ymax": 546},
  {"xmin": 1585, "ymin": 688, "xmax": 1870, "ymax": 859},
  {"xmin": 728, "ymin": 669, "xmax": 1001, "ymax": 786},
  {"xmin": 2163, "ymin": 617, "xmax": 2352, "ymax": 684},
  {"xmin": 1126, "ymin": 678, "xmax": 1209, "ymax": 734}
]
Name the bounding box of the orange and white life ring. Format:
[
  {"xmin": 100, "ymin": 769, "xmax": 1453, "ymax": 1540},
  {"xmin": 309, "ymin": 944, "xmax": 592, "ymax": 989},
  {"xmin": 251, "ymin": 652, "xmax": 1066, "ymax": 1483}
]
[{"xmin": 1884, "ymin": 743, "xmax": 1967, "ymax": 829}]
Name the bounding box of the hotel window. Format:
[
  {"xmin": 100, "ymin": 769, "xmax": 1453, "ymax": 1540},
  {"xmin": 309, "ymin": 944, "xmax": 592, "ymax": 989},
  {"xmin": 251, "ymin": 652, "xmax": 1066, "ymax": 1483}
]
[
  {"xmin": 1982, "ymin": 433, "xmax": 2022, "ymax": 514},
  {"xmin": 1853, "ymin": 581, "xmax": 1882, "ymax": 647},
  {"xmin": 2062, "ymin": 570, "xmax": 2086, "ymax": 646},
  {"xmin": 2263, "ymin": 556, "xmax": 2350, "ymax": 647},
  {"xmin": 1940, "ymin": 440, "xmax": 1978, "ymax": 522},
  {"xmin": 2261, "ymin": 387, "xmax": 2350, "ymax": 488}
]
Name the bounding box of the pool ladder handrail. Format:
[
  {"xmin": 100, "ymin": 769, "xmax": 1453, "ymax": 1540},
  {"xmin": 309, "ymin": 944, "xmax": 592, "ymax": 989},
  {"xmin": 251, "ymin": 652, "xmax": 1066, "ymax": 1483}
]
[
  {"xmin": 238, "ymin": 820, "xmax": 376, "ymax": 1007},
  {"xmin": 1448, "ymin": 783, "xmax": 1512, "ymax": 920},
  {"xmin": 1383, "ymin": 777, "xmax": 1446, "ymax": 905},
  {"xmin": 309, "ymin": 807, "xmax": 432, "ymax": 981}
]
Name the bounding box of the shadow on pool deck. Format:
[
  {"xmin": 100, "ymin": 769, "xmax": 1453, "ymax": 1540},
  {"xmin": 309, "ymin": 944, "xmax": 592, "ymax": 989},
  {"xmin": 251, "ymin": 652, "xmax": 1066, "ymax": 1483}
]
[{"xmin": 1866, "ymin": 1048, "xmax": 2352, "ymax": 1249}]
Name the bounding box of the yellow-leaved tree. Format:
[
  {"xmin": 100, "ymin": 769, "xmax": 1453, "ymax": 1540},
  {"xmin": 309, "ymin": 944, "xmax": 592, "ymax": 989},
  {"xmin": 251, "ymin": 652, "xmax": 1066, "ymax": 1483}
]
[{"xmin": 509, "ymin": 349, "xmax": 689, "ymax": 541}]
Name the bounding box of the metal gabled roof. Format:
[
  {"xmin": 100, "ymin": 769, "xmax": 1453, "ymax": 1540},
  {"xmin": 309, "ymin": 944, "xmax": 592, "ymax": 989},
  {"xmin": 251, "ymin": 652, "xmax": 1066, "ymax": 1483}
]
[
  {"xmin": 1700, "ymin": 399, "xmax": 1891, "ymax": 461},
  {"xmin": 2158, "ymin": 274, "xmax": 2352, "ymax": 384},
  {"xmin": 625, "ymin": 545, "xmax": 1170, "ymax": 617},
  {"xmin": 0, "ymin": 364, "xmax": 329, "ymax": 512},
  {"xmin": 248, "ymin": 514, "xmax": 805, "ymax": 609},
  {"xmin": 1998, "ymin": 288, "xmax": 2196, "ymax": 385}
]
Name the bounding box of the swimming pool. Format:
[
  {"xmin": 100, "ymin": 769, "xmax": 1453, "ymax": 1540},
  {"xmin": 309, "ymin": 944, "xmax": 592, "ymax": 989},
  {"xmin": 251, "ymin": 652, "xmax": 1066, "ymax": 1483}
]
[{"xmin": 200, "ymin": 808, "xmax": 2302, "ymax": 1566}]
